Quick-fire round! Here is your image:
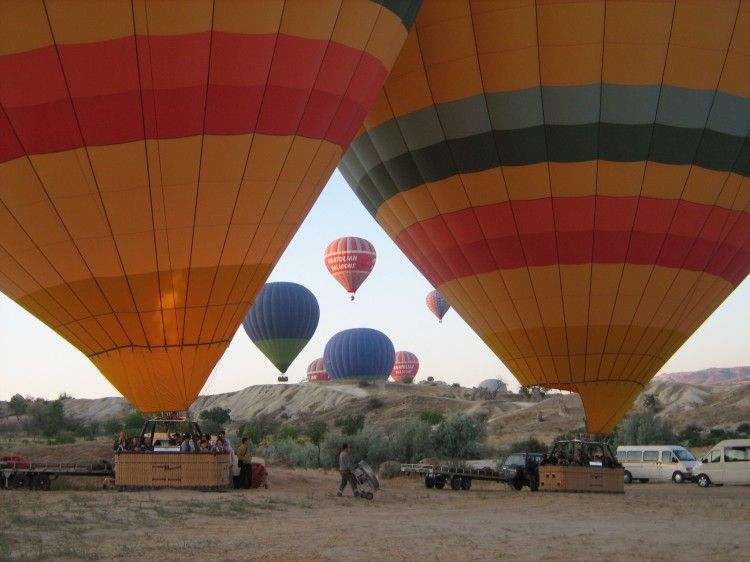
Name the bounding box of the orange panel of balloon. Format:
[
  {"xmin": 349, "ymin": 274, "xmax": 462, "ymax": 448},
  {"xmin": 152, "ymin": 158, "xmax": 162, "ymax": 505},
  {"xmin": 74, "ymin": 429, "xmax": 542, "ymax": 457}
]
[
  {"xmin": 339, "ymin": 0, "xmax": 750, "ymax": 432},
  {"xmin": 0, "ymin": 1, "xmax": 421, "ymax": 412}
]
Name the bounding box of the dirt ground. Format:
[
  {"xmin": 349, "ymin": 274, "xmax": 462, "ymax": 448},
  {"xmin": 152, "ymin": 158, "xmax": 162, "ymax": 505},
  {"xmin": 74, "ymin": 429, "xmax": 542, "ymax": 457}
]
[{"xmin": 1, "ymin": 464, "xmax": 748, "ymax": 562}]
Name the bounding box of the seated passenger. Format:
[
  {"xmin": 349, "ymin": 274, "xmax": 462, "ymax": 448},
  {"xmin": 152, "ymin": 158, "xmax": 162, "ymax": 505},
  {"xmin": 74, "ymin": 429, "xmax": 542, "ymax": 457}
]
[
  {"xmin": 129, "ymin": 437, "xmax": 140, "ymax": 451},
  {"xmin": 180, "ymin": 434, "xmax": 193, "ymax": 452},
  {"xmin": 141, "ymin": 437, "xmax": 153, "ymax": 452},
  {"xmin": 212, "ymin": 437, "xmax": 228, "ymax": 453},
  {"xmin": 114, "ymin": 431, "xmax": 127, "ymax": 452}
]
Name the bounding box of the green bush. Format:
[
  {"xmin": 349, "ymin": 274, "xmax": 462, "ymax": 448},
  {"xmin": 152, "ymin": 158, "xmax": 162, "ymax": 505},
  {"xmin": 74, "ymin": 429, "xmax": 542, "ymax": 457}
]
[
  {"xmin": 321, "ymin": 428, "xmax": 391, "ymax": 469},
  {"xmin": 418, "ymin": 410, "xmax": 444, "ymax": 425},
  {"xmin": 614, "ymin": 411, "xmax": 676, "ymax": 446},
  {"xmin": 265, "ymin": 438, "xmax": 318, "ymax": 468},
  {"xmin": 334, "ymin": 413, "xmax": 365, "ymax": 436},
  {"xmin": 367, "ymin": 397, "xmax": 384, "ymax": 410},
  {"xmin": 199, "ymin": 407, "xmax": 231, "ymax": 426},
  {"xmin": 275, "ymin": 425, "xmax": 299, "ymax": 441},
  {"xmin": 507, "ymin": 438, "xmax": 548, "ymax": 454},
  {"xmin": 432, "ymin": 414, "xmax": 487, "ymax": 460},
  {"xmin": 389, "ymin": 419, "xmax": 435, "ymax": 463}
]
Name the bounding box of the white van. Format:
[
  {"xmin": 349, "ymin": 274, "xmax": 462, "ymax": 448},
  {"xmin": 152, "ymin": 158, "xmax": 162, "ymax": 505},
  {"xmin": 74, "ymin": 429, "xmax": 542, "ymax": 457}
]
[
  {"xmin": 616, "ymin": 445, "xmax": 698, "ymax": 484},
  {"xmin": 692, "ymin": 439, "xmax": 750, "ymax": 487}
]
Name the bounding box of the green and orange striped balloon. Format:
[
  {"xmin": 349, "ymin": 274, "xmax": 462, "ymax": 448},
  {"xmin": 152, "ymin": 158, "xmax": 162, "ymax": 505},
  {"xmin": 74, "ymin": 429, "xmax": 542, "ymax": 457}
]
[
  {"xmin": 340, "ymin": 0, "xmax": 750, "ymax": 432},
  {"xmin": 0, "ymin": 0, "xmax": 420, "ymax": 412}
]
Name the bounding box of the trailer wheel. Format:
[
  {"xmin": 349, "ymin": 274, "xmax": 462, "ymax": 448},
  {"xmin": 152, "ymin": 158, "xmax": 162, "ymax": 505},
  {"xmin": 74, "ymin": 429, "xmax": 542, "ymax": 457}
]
[
  {"xmin": 435, "ymin": 479, "xmax": 445, "ymax": 490},
  {"xmin": 32, "ymin": 473, "xmax": 51, "ymax": 491},
  {"xmin": 450, "ymin": 476, "xmax": 462, "ymax": 490},
  {"xmin": 460, "ymin": 478, "xmax": 471, "ymax": 490},
  {"xmin": 10, "ymin": 473, "xmax": 28, "ymax": 489},
  {"xmin": 425, "ymin": 476, "xmax": 435, "ymax": 489},
  {"xmin": 511, "ymin": 479, "xmax": 523, "ymax": 491}
]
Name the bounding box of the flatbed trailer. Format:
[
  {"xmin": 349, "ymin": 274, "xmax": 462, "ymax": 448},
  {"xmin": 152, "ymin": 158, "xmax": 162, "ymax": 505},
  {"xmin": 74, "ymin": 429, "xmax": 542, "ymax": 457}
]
[
  {"xmin": 401, "ymin": 463, "xmax": 507, "ymax": 490},
  {"xmin": 0, "ymin": 460, "xmax": 114, "ymax": 491}
]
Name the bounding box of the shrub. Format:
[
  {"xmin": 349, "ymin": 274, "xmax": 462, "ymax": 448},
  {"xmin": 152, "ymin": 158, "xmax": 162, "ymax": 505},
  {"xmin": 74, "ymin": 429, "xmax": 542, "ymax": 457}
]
[
  {"xmin": 432, "ymin": 414, "xmax": 487, "ymax": 460},
  {"xmin": 367, "ymin": 397, "xmax": 384, "ymax": 410},
  {"xmin": 321, "ymin": 428, "xmax": 391, "ymax": 469},
  {"xmin": 265, "ymin": 438, "xmax": 318, "ymax": 468},
  {"xmin": 615, "ymin": 411, "xmax": 676, "ymax": 446},
  {"xmin": 418, "ymin": 410, "xmax": 444, "ymax": 425},
  {"xmin": 389, "ymin": 419, "xmax": 435, "ymax": 463},
  {"xmin": 334, "ymin": 413, "xmax": 365, "ymax": 436},
  {"xmin": 507, "ymin": 438, "xmax": 548, "ymax": 454},
  {"xmin": 199, "ymin": 407, "xmax": 231, "ymax": 426},
  {"xmin": 275, "ymin": 425, "xmax": 299, "ymax": 441}
]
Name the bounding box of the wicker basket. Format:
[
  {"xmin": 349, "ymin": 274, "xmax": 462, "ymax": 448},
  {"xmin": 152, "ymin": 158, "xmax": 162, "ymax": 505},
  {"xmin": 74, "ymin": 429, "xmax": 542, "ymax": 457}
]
[
  {"xmin": 539, "ymin": 465, "xmax": 624, "ymax": 493},
  {"xmin": 115, "ymin": 452, "xmax": 231, "ymax": 490}
]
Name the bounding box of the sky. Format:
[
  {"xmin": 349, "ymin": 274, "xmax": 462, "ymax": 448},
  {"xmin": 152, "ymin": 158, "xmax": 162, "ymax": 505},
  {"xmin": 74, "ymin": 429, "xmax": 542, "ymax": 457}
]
[{"xmin": 1, "ymin": 171, "xmax": 749, "ymax": 402}]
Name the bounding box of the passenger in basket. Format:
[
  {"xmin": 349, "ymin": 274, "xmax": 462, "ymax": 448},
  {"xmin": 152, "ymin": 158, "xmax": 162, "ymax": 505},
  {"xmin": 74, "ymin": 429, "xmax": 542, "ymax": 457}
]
[
  {"xmin": 114, "ymin": 431, "xmax": 127, "ymax": 452},
  {"xmin": 336, "ymin": 443, "xmax": 359, "ymax": 497},
  {"xmin": 129, "ymin": 437, "xmax": 141, "ymax": 451},
  {"xmin": 212, "ymin": 437, "xmax": 228, "ymax": 453},
  {"xmin": 218, "ymin": 431, "xmax": 233, "ymax": 452},
  {"xmin": 180, "ymin": 434, "xmax": 193, "ymax": 453}
]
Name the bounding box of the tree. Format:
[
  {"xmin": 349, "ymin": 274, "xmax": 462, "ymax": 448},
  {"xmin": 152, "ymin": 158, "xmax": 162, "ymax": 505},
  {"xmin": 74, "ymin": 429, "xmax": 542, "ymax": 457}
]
[
  {"xmin": 615, "ymin": 411, "xmax": 675, "ymax": 446},
  {"xmin": 199, "ymin": 407, "xmax": 231, "ymax": 426},
  {"xmin": 306, "ymin": 421, "xmax": 328, "ymax": 467},
  {"xmin": 9, "ymin": 394, "xmax": 27, "ymax": 420},
  {"xmin": 432, "ymin": 414, "xmax": 487, "ymax": 459},
  {"xmin": 103, "ymin": 417, "xmax": 124, "ymax": 437},
  {"xmin": 390, "ymin": 419, "xmax": 435, "ymax": 463},
  {"xmin": 508, "ymin": 438, "xmax": 548, "ymax": 454},
  {"xmin": 641, "ymin": 393, "xmax": 660, "ymax": 412},
  {"xmin": 334, "ymin": 413, "xmax": 365, "ymax": 436}
]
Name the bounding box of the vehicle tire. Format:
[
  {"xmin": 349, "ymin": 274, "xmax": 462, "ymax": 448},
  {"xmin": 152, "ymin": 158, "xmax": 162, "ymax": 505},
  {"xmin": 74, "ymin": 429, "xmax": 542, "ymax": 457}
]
[
  {"xmin": 511, "ymin": 479, "xmax": 523, "ymax": 491},
  {"xmin": 435, "ymin": 480, "xmax": 446, "ymax": 490},
  {"xmin": 696, "ymin": 474, "xmax": 711, "ymax": 488},
  {"xmin": 672, "ymin": 471, "xmax": 685, "ymax": 484},
  {"xmin": 10, "ymin": 473, "xmax": 28, "ymax": 489},
  {"xmin": 529, "ymin": 475, "xmax": 539, "ymax": 492},
  {"xmin": 366, "ymin": 492, "xmax": 374, "ymax": 500},
  {"xmin": 623, "ymin": 471, "xmax": 632, "ymax": 484},
  {"xmin": 639, "ymin": 479, "xmax": 649, "ymax": 483},
  {"xmin": 32, "ymin": 473, "xmax": 51, "ymax": 491},
  {"xmin": 425, "ymin": 476, "xmax": 435, "ymax": 489},
  {"xmin": 460, "ymin": 478, "xmax": 471, "ymax": 490},
  {"xmin": 450, "ymin": 476, "xmax": 462, "ymax": 490}
]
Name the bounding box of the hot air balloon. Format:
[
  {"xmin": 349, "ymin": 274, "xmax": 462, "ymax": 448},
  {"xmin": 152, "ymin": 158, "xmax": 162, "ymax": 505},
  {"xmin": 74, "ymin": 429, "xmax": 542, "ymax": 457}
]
[
  {"xmin": 324, "ymin": 328, "xmax": 395, "ymax": 381},
  {"xmin": 0, "ymin": 1, "xmax": 420, "ymax": 412},
  {"xmin": 306, "ymin": 357, "xmax": 330, "ymax": 382},
  {"xmin": 242, "ymin": 282, "xmax": 319, "ymax": 382},
  {"xmin": 426, "ymin": 289, "xmax": 450, "ymax": 322},
  {"xmin": 339, "ymin": 0, "xmax": 750, "ymax": 433},
  {"xmin": 324, "ymin": 237, "xmax": 376, "ymax": 299},
  {"xmin": 391, "ymin": 350, "xmax": 419, "ymax": 383}
]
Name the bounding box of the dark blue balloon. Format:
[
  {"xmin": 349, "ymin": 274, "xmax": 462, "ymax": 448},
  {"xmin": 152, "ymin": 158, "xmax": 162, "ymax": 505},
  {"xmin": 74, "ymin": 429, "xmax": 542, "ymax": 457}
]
[
  {"xmin": 323, "ymin": 328, "xmax": 395, "ymax": 381},
  {"xmin": 242, "ymin": 282, "xmax": 320, "ymax": 373}
]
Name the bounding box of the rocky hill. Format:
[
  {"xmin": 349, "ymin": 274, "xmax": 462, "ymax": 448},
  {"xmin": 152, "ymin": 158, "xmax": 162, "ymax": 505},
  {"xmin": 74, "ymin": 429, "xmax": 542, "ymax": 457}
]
[
  {"xmin": 655, "ymin": 366, "xmax": 750, "ymax": 386},
  {"xmin": 4, "ymin": 368, "xmax": 749, "ymax": 449}
]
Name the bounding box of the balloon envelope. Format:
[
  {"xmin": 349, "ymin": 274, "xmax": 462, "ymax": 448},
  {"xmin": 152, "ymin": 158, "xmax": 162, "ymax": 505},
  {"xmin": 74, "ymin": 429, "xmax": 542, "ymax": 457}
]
[
  {"xmin": 391, "ymin": 350, "xmax": 419, "ymax": 383},
  {"xmin": 242, "ymin": 282, "xmax": 319, "ymax": 374},
  {"xmin": 426, "ymin": 290, "xmax": 450, "ymax": 322},
  {"xmin": 324, "ymin": 237, "xmax": 376, "ymax": 298},
  {"xmin": 340, "ymin": 1, "xmax": 750, "ymax": 432},
  {"xmin": 324, "ymin": 328, "xmax": 395, "ymax": 381},
  {"xmin": 306, "ymin": 357, "xmax": 330, "ymax": 382},
  {"xmin": 0, "ymin": 1, "xmax": 418, "ymax": 411}
]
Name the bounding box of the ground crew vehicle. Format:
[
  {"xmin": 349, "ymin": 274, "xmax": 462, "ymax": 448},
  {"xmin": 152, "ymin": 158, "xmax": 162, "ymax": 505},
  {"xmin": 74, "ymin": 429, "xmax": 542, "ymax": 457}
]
[
  {"xmin": 692, "ymin": 439, "xmax": 750, "ymax": 487},
  {"xmin": 616, "ymin": 445, "xmax": 698, "ymax": 483}
]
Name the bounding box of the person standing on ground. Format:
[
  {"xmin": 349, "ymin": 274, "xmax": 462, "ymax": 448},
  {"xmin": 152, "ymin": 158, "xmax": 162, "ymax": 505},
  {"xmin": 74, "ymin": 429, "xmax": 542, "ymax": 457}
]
[
  {"xmin": 236, "ymin": 437, "xmax": 252, "ymax": 489},
  {"xmin": 337, "ymin": 443, "xmax": 358, "ymax": 497}
]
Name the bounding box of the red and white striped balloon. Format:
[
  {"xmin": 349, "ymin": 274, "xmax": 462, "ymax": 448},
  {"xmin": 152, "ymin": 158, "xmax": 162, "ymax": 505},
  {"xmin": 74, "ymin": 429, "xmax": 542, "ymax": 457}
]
[
  {"xmin": 391, "ymin": 351, "xmax": 419, "ymax": 383},
  {"xmin": 324, "ymin": 237, "xmax": 376, "ymax": 300},
  {"xmin": 306, "ymin": 357, "xmax": 329, "ymax": 382}
]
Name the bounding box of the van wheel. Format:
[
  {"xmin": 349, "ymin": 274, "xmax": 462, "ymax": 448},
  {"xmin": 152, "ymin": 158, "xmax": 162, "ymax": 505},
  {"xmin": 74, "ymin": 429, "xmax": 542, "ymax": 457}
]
[
  {"xmin": 623, "ymin": 471, "xmax": 632, "ymax": 484},
  {"xmin": 672, "ymin": 471, "xmax": 684, "ymax": 484},
  {"xmin": 696, "ymin": 474, "xmax": 711, "ymax": 488}
]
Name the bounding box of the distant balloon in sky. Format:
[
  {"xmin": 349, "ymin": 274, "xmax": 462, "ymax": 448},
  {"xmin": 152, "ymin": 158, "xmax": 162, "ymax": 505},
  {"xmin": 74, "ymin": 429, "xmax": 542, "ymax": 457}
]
[
  {"xmin": 339, "ymin": 0, "xmax": 750, "ymax": 433},
  {"xmin": 307, "ymin": 357, "xmax": 330, "ymax": 383},
  {"xmin": 391, "ymin": 351, "xmax": 419, "ymax": 383},
  {"xmin": 324, "ymin": 328, "xmax": 395, "ymax": 381},
  {"xmin": 242, "ymin": 282, "xmax": 319, "ymax": 375},
  {"xmin": 324, "ymin": 237, "xmax": 376, "ymax": 300},
  {"xmin": 426, "ymin": 290, "xmax": 451, "ymax": 323},
  {"xmin": 0, "ymin": 0, "xmax": 420, "ymax": 412}
]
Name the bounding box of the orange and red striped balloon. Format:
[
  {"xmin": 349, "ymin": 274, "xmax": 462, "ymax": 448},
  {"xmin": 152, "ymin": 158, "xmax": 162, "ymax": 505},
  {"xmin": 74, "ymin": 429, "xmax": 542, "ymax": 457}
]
[
  {"xmin": 324, "ymin": 236, "xmax": 376, "ymax": 299},
  {"xmin": 0, "ymin": 0, "xmax": 420, "ymax": 412},
  {"xmin": 340, "ymin": 0, "xmax": 750, "ymax": 432},
  {"xmin": 391, "ymin": 350, "xmax": 419, "ymax": 383}
]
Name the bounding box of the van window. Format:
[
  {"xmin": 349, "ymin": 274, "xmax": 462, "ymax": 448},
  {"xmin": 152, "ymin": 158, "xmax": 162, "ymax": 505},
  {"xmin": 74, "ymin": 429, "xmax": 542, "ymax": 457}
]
[
  {"xmin": 616, "ymin": 451, "xmax": 626, "ymax": 461},
  {"xmin": 643, "ymin": 451, "xmax": 658, "ymax": 462},
  {"xmin": 661, "ymin": 451, "xmax": 673, "ymax": 462},
  {"xmin": 674, "ymin": 449, "xmax": 696, "ymax": 461},
  {"xmin": 725, "ymin": 447, "xmax": 749, "ymax": 462},
  {"xmin": 626, "ymin": 451, "xmax": 642, "ymax": 461},
  {"xmin": 708, "ymin": 450, "xmax": 722, "ymax": 463}
]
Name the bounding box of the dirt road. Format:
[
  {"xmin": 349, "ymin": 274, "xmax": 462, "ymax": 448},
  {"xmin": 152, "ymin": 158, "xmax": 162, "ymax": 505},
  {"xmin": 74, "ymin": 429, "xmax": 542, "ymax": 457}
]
[{"xmin": 1, "ymin": 466, "xmax": 748, "ymax": 561}]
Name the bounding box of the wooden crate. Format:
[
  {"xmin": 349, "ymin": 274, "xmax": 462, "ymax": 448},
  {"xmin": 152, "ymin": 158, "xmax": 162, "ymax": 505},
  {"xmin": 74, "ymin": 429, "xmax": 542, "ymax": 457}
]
[
  {"xmin": 115, "ymin": 452, "xmax": 231, "ymax": 490},
  {"xmin": 539, "ymin": 465, "xmax": 624, "ymax": 493}
]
